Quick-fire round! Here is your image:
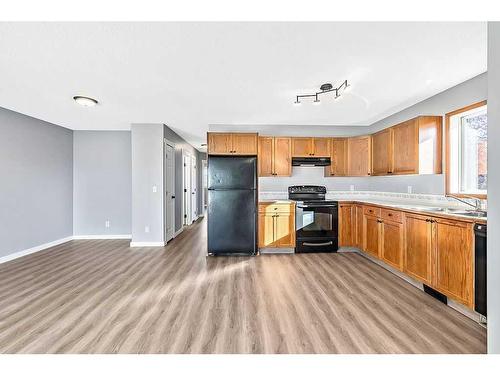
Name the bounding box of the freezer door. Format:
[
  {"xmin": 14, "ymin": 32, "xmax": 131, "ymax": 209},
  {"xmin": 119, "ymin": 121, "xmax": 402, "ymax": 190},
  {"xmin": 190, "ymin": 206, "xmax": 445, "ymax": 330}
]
[
  {"xmin": 208, "ymin": 189, "xmax": 256, "ymax": 255},
  {"xmin": 208, "ymin": 156, "xmax": 257, "ymax": 190}
]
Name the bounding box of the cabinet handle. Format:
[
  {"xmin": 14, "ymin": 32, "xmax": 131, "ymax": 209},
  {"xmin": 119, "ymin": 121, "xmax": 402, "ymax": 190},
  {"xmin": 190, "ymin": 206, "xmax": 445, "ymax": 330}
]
[{"xmin": 388, "ymin": 171, "xmax": 393, "ymax": 174}]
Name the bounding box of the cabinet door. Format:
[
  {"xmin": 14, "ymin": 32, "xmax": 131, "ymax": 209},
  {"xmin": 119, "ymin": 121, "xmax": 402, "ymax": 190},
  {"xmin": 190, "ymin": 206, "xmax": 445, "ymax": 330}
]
[
  {"xmin": 371, "ymin": 128, "xmax": 393, "ymax": 175},
  {"xmin": 274, "ymin": 213, "xmax": 295, "ymax": 248},
  {"xmin": 363, "ymin": 215, "xmax": 380, "ymax": 257},
  {"xmin": 292, "ymin": 138, "xmax": 313, "ymax": 157},
  {"xmin": 381, "ymin": 220, "xmax": 404, "ymax": 270},
  {"xmin": 258, "ymin": 137, "xmax": 274, "ymax": 176},
  {"xmin": 273, "ymin": 137, "xmax": 292, "ymax": 176},
  {"xmin": 258, "ymin": 213, "xmax": 275, "ymax": 248},
  {"xmin": 347, "ymin": 136, "xmax": 371, "ymax": 176},
  {"xmin": 404, "ymin": 213, "xmax": 432, "ymax": 284},
  {"xmin": 326, "ymin": 138, "xmax": 347, "ymax": 176},
  {"xmin": 339, "ymin": 204, "xmax": 354, "ymax": 247},
  {"xmin": 392, "ymin": 119, "xmax": 418, "ymax": 174},
  {"xmin": 433, "ymin": 218, "xmax": 473, "ymax": 307},
  {"xmin": 312, "ymin": 138, "xmax": 331, "ymax": 157},
  {"xmin": 208, "ymin": 133, "xmax": 233, "ymax": 155},
  {"xmin": 232, "ymin": 133, "xmax": 258, "ymax": 155},
  {"xmin": 354, "ymin": 205, "xmax": 364, "ymax": 250}
]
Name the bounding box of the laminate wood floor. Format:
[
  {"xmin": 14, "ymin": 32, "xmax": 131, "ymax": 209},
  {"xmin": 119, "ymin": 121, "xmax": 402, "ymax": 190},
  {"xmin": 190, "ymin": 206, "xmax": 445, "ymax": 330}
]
[{"xmin": 0, "ymin": 218, "xmax": 486, "ymax": 354}]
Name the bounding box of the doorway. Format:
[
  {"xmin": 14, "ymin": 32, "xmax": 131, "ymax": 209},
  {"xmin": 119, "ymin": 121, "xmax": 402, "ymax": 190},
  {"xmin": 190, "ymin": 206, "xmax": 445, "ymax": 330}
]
[
  {"xmin": 164, "ymin": 140, "xmax": 175, "ymax": 243},
  {"xmin": 191, "ymin": 154, "xmax": 197, "ymax": 222}
]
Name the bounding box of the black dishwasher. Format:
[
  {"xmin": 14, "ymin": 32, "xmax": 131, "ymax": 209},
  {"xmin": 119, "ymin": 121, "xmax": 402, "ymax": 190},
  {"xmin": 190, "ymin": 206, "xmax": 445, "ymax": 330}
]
[{"xmin": 474, "ymin": 224, "xmax": 487, "ymax": 317}]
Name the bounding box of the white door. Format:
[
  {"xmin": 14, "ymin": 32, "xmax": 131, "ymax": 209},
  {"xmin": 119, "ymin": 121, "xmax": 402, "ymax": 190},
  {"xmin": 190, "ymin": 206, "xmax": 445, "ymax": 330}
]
[
  {"xmin": 191, "ymin": 155, "xmax": 197, "ymax": 222},
  {"xmin": 183, "ymin": 154, "xmax": 191, "ymax": 225},
  {"xmin": 164, "ymin": 142, "xmax": 175, "ymax": 242}
]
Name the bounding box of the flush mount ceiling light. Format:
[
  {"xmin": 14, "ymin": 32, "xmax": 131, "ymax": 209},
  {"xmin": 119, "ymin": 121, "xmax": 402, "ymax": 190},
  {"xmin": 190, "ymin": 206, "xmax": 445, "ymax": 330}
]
[
  {"xmin": 294, "ymin": 80, "xmax": 349, "ymax": 105},
  {"xmin": 73, "ymin": 95, "xmax": 98, "ymax": 107}
]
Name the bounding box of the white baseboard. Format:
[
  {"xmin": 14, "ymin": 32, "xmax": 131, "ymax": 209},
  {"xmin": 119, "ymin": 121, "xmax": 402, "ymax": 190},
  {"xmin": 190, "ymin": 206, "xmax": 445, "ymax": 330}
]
[
  {"xmin": 129, "ymin": 241, "xmax": 166, "ymax": 247},
  {"xmin": 72, "ymin": 234, "xmax": 132, "ymax": 240},
  {"xmin": 0, "ymin": 236, "xmax": 73, "ymax": 264},
  {"xmin": 174, "ymin": 227, "xmax": 184, "ymax": 238}
]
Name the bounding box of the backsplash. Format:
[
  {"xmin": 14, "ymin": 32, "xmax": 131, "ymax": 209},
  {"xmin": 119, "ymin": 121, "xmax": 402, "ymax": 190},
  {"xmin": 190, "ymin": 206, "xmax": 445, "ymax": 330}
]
[{"xmin": 259, "ymin": 190, "xmax": 486, "ymax": 210}]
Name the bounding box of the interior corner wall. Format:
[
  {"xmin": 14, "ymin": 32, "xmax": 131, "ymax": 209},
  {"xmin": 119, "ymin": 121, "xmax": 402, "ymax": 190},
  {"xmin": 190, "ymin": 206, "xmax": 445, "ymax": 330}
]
[
  {"xmin": 0, "ymin": 106, "xmax": 73, "ymax": 258},
  {"xmin": 259, "ymin": 73, "xmax": 487, "ymax": 195},
  {"xmin": 487, "ymin": 21, "xmax": 500, "ymax": 354},
  {"xmin": 73, "ymin": 131, "xmax": 132, "ymax": 236},
  {"xmin": 131, "ymin": 124, "xmax": 165, "ymax": 244}
]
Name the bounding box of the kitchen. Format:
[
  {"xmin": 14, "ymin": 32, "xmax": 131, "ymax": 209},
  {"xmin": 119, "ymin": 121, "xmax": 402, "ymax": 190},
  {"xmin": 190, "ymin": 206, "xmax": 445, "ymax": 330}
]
[{"xmin": 206, "ymin": 83, "xmax": 488, "ymax": 323}]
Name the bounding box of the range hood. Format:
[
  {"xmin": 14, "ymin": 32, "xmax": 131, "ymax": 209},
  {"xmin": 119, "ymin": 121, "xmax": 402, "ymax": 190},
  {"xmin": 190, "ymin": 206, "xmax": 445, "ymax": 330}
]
[{"xmin": 292, "ymin": 157, "xmax": 331, "ymax": 167}]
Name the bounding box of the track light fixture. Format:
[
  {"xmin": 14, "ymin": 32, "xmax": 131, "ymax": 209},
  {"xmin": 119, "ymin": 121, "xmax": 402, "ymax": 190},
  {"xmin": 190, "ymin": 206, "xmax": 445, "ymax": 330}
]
[{"xmin": 294, "ymin": 80, "xmax": 349, "ymax": 105}]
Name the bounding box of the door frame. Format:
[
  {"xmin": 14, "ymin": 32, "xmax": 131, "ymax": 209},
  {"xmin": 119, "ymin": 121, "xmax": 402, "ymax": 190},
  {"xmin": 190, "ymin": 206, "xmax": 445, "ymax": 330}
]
[
  {"xmin": 164, "ymin": 139, "xmax": 176, "ymax": 243},
  {"xmin": 191, "ymin": 154, "xmax": 197, "ymax": 222},
  {"xmin": 182, "ymin": 149, "xmax": 192, "ymax": 226}
]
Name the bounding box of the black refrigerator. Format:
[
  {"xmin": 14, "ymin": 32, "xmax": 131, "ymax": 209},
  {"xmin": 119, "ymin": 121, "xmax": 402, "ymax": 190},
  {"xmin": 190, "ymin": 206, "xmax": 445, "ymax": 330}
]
[{"xmin": 207, "ymin": 156, "xmax": 257, "ymax": 255}]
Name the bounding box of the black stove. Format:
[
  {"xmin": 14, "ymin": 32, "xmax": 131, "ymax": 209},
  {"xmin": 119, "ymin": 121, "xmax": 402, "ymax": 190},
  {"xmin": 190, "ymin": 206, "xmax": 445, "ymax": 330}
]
[{"xmin": 288, "ymin": 186, "xmax": 339, "ymax": 253}]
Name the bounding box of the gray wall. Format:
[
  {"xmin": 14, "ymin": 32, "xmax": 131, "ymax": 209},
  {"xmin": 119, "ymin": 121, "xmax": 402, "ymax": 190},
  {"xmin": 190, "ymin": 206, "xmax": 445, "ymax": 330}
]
[
  {"xmin": 258, "ymin": 73, "xmax": 487, "ymax": 195},
  {"xmin": 163, "ymin": 125, "xmax": 203, "ymax": 232},
  {"xmin": 73, "ymin": 131, "xmax": 131, "ymax": 236},
  {"xmin": 488, "ymin": 22, "xmax": 500, "ymax": 354},
  {"xmin": 0, "ymin": 107, "xmax": 73, "ymax": 258},
  {"xmin": 131, "ymin": 124, "xmax": 164, "ymax": 244}
]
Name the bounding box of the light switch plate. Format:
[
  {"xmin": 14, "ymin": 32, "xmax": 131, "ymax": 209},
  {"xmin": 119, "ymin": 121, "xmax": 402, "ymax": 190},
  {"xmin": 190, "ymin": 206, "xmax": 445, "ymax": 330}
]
[
  {"xmin": 152, "ymin": 185, "xmax": 157, "ymax": 193},
  {"xmin": 407, "ymin": 186, "xmax": 413, "ymax": 194}
]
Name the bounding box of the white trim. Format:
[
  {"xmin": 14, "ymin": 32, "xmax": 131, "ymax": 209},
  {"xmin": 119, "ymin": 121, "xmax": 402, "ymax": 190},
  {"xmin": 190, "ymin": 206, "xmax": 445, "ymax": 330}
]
[
  {"xmin": 129, "ymin": 241, "xmax": 166, "ymax": 247},
  {"xmin": 0, "ymin": 236, "xmax": 73, "ymax": 264},
  {"xmin": 174, "ymin": 227, "xmax": 184, "ymax": 238},
  {"xmin": 72, "ymin": 234, "xmax": 132, "ymax": 240}
]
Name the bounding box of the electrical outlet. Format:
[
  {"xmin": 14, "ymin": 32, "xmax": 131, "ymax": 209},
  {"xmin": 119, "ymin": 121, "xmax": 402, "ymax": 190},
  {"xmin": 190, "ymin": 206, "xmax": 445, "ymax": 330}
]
[
  {"xmin": 350, "ymin": 185, "xmax": 355, "ymax": 191},
  {"xmin": 407, "ymin": 186, "xmax": 413, "ymax": 194},
  {"xmin": 145, "ymin": 226, "xmax": 150, "ymax": 233},
  {"xmin": 105, "ymin": 220, "xmax": 110, "ymax": 228},
  {"xmin": 152, "ymin": 185, "xmax": 157, "ymax": 193}
]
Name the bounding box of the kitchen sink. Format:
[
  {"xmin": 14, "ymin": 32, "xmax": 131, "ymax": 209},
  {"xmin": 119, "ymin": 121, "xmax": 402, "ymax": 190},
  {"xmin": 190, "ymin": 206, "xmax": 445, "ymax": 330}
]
[{"xmin": 443, "ymin": 209, "xmax": 487, "ymax": 218}]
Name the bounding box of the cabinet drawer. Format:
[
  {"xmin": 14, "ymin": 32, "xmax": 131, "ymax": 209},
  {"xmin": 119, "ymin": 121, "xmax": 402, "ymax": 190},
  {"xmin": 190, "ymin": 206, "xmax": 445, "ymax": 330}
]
[
  {"xmin": 363, "ymin": 206, "xmax": 381, "ymax": 217},
  {"xmin": 258, "ymin": 203, "xmax": 294, "ymax": 213},
  {"xmin": 381, "ymin": 208, "xmax": 402, "ymax": 223}
]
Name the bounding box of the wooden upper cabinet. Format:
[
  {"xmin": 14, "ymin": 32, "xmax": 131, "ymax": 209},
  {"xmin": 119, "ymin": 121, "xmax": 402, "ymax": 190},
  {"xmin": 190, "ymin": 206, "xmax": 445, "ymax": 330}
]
[
  {"xmin": 292, "ymin": 138, "xmax": 313, "ymax": 157},
  {"xmin": 208, "ymin": 133, "xmax": 233, "ymax": 155},
  {"xmin": 371, "ymin": 128, "xmax": 393, "ymax": 175},
  {"xmin": 258, "ymin": 137, "xmax": 291, "ymax": 177},
  {"xmin": 404, "ymin": 213, "xmax": 433, "ymax": 284},
  {"xmin": 339, "ymin": 204, "xmax": 354, "ymax": 247},
  {"xmin": 312, "ymin": 138, "xmax": 331, "ymax": 157},
  {"xmin": 347, "ymin": 136, "xmax": 371, "ymax": 176},
  {"xmin": 433, "ymin": 218, "xmax": 473, "ymax": 307},
  {"xmin": 392, "ymin": 116, "xmax": 442, "ymax": 175},
  {"xmin": 325, "ymin": 138, "xmax": 347, "ymax": 177},
  {"xmin": 258, "ymin": 137, "xmax": 274, "ymax": 176},
  {"xmin": 208, "ymin": 133, "xmax": 257, "ymax": 155},
  {"xmin": 273, "ymin": 137, "xmax": 292, "ymax": 176},
  {"xmin": 231, "ymin": 133, "xmax": 258, "ymax": 155}
]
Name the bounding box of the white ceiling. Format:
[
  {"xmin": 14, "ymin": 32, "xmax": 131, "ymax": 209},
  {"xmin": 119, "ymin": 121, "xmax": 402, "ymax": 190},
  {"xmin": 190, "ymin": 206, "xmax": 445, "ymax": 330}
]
[{"xmin": 0, "ymin": 22, "xmax": 487, "ymax": 151}]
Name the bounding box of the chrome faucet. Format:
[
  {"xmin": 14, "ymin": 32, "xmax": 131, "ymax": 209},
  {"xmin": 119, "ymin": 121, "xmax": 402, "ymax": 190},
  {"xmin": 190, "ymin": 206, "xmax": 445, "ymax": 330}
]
[{"xmin": 446, "ymin": 195, "xmax": 485, "ymax": 211}]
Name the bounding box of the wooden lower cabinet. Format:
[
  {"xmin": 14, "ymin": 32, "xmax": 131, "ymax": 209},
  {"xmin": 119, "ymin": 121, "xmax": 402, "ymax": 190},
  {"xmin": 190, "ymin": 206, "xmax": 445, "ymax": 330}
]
[
  {"xmin": 354, "ymin": 204, "xmax": 364, "ymax": 249},
  {"xmin": 258, "ymin": 203, "xmax": 295, "ymax": 249},
  {"xmin": 380, "ymin": 220, "xmax": 404, "ymax": 270},
  {"xmin": 433, "ymin": 218, "xmax": 474, "ymax": 307},
  {"xmin": 339, "ymin": 204, "xmax": 354, "ymax": 247},
  {"xmin": 404, "ymin": 213, "xmax": 433, "ymax": 284},
  {"xmin": 363, "ymin": 214, "xmax": 380, "ymax": 257}
]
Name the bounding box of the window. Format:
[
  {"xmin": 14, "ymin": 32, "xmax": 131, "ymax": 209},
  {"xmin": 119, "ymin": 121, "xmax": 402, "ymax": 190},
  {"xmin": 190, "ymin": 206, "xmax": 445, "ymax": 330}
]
[{"xmin": 445, "ymin": 101, "xmax": 487, "ymax": 198}]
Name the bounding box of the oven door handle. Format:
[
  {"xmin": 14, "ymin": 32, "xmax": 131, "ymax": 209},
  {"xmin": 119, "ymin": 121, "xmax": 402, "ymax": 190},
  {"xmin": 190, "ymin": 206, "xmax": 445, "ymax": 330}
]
[
  {"xmin": 302, "ymin": 241, "xmax": 334, "ymax": 247},
  {"xmin": 297, "ymin": 205, "xmax": 337, "ymax": 208}
]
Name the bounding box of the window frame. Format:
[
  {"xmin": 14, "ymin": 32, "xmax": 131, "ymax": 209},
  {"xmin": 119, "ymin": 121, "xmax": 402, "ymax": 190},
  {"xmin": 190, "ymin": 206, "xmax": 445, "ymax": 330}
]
[{"xmin": 445, "ymin": 100, "xmax": 487, "ymax": 199}]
